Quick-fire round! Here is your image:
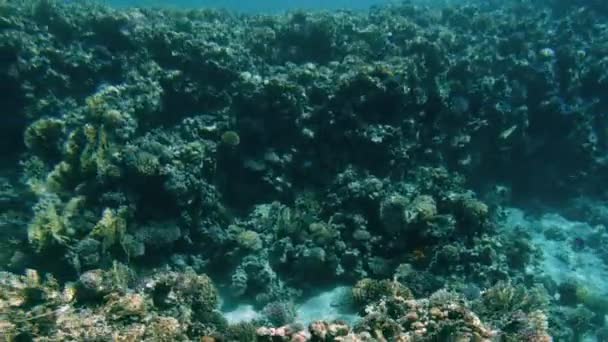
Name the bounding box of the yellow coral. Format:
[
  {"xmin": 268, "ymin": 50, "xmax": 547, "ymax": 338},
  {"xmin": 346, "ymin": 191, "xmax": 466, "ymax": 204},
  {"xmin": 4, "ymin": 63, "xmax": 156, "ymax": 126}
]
[
  {"xmin": 133, "ymin": 151, "xmax": 160, "ymax": 176},
  {"xmin": 79, "ymin": 123, "xmax": 121, "ymax": 179},
  {"xmin": 45, "ymin": 161, "xmax": 73, "ymax": 193},
  {"xmin": 28, "ymin": 196, "xmax": 83, "ymax": 253},
  {"xmin": 81, "ymin": 92, "xmax": 123, "ymax": 179},
  {"xmin": 92, "ymin": 207, "xmax": 128, "ymax": 253},
  {"xmin": 64, "ymin": 130, "xmax": 82, "ymax": 160},
  {"xmin": 103, "ymin": 109, "xmax": 125, "ymax": 126},
  {"xmin": 85, "ymin": 87, "xmax": 120, "ymax": 118},
  {"xmin": 237, "ymin": 230, "xmax": 262, "ymax": 251},
  {"xmin": 23, "ymin": 117, "xmax": 65, "ymax": 155},
  {"xmin": 83, "ymin": 124, "xmax": 98, "ymax": 145}
]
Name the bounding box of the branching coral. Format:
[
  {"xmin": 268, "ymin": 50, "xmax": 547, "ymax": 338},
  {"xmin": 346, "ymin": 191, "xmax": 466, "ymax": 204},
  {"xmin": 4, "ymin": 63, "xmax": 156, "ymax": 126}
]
[
  {"xmin": 476, "ymin": 281, "xmax": 549, "ymax": 318},
  {"xmin": 23, "ymin": 118, "xmax": 65, "ymax": 160},
  {"xmin": 91, "ymin": 207, "xmax": 128, "ymax": 254},
  {"xmin": 27, "ymin": 195, "xmax": 84, "ymax": 253}
]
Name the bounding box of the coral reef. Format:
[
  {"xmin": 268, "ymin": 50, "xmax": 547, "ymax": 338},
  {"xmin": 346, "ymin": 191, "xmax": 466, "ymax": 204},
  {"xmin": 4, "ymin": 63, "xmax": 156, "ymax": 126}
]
[
  {"xmin": 0, "ymin": 268, "xmax": 224, "ymax": 341},
  {"xmin": 2, "ymin": 0, "xmax": 608, "ymax": 339}
]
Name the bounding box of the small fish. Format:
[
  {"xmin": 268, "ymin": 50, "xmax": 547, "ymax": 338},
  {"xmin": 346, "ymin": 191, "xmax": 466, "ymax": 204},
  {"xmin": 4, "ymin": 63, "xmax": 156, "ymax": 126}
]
[{"xmin": 499, "ymin": 125, "xmax": 517, "ymax": 140}]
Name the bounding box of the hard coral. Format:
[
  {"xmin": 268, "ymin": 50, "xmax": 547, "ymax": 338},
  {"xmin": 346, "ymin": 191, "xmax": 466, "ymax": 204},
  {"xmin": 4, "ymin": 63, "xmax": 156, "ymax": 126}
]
[
  {"xmin": 236, "ymin": 229, "xmax": 263, "ymax": 251},
  {"xmin": 355, "ymin": 290, "xmax": 499, "ymax": 341},
  {"xmin": 27, "ymin": 195, "xmax": 84, "ymax": 253},
  {"xmin": 224, "ymin": 321, "xmax": 258, "ymax": 342},
  {"xmin": 24, "ymin": 118, "xmax": 65, "ymax": 160},
  {"xmin": 148, "ymin": 270, "xmax": 220, "ymax": 317},
  {"xmin": 91, "ymin": 207, "xmax": 128, "ymax": 253},
  {"xmin": 352, "ymin": 278, "xmax": 413, "ymax": 310},
  {"xmin": 261, "ymin": 301, "xmax": 297, "ymax": 327}
]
